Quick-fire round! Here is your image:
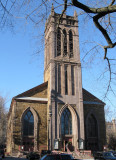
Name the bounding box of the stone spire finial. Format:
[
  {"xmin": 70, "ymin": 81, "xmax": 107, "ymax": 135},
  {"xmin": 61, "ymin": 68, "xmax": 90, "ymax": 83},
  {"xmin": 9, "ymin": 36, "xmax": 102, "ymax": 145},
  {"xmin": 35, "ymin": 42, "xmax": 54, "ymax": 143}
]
[
  {"xmin": 51, "ymin": 3, "xmax": 54, "ymax": 15},
  {"xmin": 74, "ymin": 10, "xmax": 78, "ymax": 18}
]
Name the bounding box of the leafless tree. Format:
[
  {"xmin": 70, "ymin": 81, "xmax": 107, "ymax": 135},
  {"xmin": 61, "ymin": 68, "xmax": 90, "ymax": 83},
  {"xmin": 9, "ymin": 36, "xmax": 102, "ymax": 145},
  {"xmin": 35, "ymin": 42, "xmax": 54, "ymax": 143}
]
[
  {"xmin": 0, "ymin": 96, "xmax": 7, "ymax": 146},
  {"xmin": 107, "ymin": 131, "xmax": 116, "ymax": 150},
  {"xmin": 0, "ymin": 0, "xmax": 115, "ymax": 51},
  {"xmin": 0, "ymin": 0, "xmax": 116, "ymax": 97}
]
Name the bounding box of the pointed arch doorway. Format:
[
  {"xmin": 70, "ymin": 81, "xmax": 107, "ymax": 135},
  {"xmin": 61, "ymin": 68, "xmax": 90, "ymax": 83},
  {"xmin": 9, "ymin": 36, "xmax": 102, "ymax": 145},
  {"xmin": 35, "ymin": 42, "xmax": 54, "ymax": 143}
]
[
  {"xmin": 58, "ymin": 105, "xmax": 79, "ymax": 152},
  {"xmin": 61, "ymin": 108, "xmax": 72, "ymax": 151}
]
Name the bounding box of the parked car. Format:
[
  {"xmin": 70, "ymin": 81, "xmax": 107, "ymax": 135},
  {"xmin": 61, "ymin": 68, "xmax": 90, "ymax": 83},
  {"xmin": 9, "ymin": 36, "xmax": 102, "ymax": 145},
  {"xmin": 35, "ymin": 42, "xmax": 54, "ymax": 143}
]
[
  {"xmin": 26, "ymin": 152, "xmax": 40, "ymax": 160},
  {"xmin": 94, "ymin": 151, "xmax": 104, "ymax": 160},
  {"xmin": 40, "ymin": 153, "xmax": 76, "ymax": 160},
  {"xmin": 102, "ymin": 152, "xmax": 116, "ymax": 160},
  {"xmin": 41, "ymin": 150, "xmax": 51, "ymax": 157}
]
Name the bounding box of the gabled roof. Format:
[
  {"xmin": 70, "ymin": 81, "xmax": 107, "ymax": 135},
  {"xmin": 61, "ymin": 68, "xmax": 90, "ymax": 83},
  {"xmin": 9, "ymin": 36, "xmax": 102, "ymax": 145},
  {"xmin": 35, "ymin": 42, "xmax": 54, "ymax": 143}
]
[
  {"xmin": 14, "ymin": 81, "xmax": 48, "ymax": 103},
  {"xmin": 8, "ymin": 82, "xmax": 48, "ymax": 119},
  {"xmin": 82, "ymin": 88, "xmax": 105, "ymax": 105},
  {"xmin": 14, "ymin": 81, "xmax": 48, "ymax": 98},
  {"xmin": 11, "ymin": 81, "xmax": 104, "ymax": 105}
]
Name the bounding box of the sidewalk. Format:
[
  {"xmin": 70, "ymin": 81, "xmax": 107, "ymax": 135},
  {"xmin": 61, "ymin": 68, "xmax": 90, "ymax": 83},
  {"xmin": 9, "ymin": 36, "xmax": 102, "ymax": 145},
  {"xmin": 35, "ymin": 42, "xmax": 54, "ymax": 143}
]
[{"xmin": 76, "ymin": 158, "xmax": 94, "ymax": 160}]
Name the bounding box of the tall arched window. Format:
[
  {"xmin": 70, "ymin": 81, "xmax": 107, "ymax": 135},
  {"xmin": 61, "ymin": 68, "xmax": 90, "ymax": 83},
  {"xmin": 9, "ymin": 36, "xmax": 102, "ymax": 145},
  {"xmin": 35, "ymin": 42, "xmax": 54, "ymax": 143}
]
[
  {"xmin": 63, "ymin": 29, "xmax": 67, "ymax": 56},
  {"xmin": 69, "ymin": 30, "xmax": 73, "ymax": 57},
  {"xmin": 88, "ymin": 114, "xmax": 98, "ymax": 137},
  {"xmin": 23, "ymin": 111, "xmax": 34, "ymax": 136},
  {"xmin": 57, "ymin": 28, "xmax": 61, "ymax": 56},
  {"xmin": 61, "ymin": 108, "xmax": 72, "ymax": 135}
]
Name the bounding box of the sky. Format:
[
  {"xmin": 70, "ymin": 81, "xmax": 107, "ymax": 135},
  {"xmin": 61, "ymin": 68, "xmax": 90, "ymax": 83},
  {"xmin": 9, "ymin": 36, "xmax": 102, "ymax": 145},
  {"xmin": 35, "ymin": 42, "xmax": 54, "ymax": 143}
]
[
  {"xmin": 0, "ymin": 29, "xmax": 44, "ymax": 110},
  {"xmin": 0, "ymin": 4, "xmax": 116, "ymax": 120}
]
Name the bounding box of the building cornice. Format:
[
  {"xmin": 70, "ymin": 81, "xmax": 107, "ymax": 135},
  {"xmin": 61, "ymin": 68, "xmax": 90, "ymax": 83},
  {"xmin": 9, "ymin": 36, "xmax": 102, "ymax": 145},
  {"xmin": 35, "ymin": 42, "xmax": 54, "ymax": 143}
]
[{"xmin": 15, "ymin": 97, "xmax": 48, "ymax": 102}]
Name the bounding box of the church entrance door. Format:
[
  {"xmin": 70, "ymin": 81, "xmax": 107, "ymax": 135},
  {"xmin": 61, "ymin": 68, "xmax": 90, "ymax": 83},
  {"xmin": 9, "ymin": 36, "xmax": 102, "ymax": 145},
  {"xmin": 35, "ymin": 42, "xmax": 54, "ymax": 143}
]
[
  {"xmin": 63, "ymin": 137, "xmax": 72, "ymax": 152},
  {"xmin": 23, "ymin": 137, "xmax": 34, "ymax": 151}
]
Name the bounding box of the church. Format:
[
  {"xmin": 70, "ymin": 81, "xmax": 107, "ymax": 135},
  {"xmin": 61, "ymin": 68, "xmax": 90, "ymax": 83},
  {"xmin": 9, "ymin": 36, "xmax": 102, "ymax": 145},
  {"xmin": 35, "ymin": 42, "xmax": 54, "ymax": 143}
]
[{"xmin": 7, "ymin": 6, "xmax": 106, "ymax": 155}]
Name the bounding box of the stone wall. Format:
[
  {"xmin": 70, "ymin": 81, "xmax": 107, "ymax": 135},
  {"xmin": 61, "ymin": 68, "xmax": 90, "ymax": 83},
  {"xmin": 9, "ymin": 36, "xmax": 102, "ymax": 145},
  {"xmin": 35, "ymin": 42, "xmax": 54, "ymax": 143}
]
[
  {"xmin": 84, "ymin": 104, "xmax": 106, "ymax": 150},
  {"xmin": 13, "ymin": 101, "xmax": 48, "ymax": 152}
]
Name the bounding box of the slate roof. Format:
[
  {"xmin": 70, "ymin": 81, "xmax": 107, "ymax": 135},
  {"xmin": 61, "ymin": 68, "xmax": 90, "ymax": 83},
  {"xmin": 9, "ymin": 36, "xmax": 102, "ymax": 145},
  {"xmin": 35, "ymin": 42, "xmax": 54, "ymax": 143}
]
[
  {"xmin": 12, "ymin": 81, "xmax": 105, "ymax": 105},
  {"xmin": 14, "ymin": 81, "xmax": 48, "ymax": 98},
  {"xmin": 83, "ymin": 88, "xmax": 105, "ymax": 105}
]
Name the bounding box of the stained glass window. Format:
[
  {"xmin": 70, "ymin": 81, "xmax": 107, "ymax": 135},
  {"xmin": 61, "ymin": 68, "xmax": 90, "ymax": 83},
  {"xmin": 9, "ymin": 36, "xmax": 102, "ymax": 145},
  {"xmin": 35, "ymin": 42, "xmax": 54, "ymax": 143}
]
[
  {"xmin": 61, "ymin": 108, "xmax": 72, "ymax": 135},
  {"xmin": 23, "ymin": 111, "xmax": 34, "ymax": 136}
]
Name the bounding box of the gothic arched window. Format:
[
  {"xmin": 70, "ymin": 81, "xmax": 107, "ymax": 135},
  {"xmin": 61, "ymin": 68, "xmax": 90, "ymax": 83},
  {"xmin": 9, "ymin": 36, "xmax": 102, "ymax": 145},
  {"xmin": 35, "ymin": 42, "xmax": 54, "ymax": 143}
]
[
  {"xmin": 57, "ymin": 28, "xmax": 61, "ymax": 56},
  {"xmin": 69, "ymin": 30, "xmax": 73, "ymax": 57},
  {"xmin": 63, "ymin": 29, "xmax": 67, "ymax": 56},
  {"xmin": 23, "ymin": 111, "xmax": 34, "ymax": 136},
  {"xmin": 61, "ymin": 108, "xmax": 72, "ymax": 135},
  {"xmin": 88, "ymin": 114, "xmax": 98, "ymax": 137}
]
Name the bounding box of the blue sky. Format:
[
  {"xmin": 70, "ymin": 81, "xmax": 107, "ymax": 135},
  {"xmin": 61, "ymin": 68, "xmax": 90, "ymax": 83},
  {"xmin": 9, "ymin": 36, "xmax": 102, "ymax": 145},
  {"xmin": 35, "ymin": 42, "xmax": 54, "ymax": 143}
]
[
  {"xmin": 0, "ymin": 30, "xmax": 44, "ymax": 110},
  {"xmin": 0, "ymin": 7, "xmax": 116, "ymax": 120}
]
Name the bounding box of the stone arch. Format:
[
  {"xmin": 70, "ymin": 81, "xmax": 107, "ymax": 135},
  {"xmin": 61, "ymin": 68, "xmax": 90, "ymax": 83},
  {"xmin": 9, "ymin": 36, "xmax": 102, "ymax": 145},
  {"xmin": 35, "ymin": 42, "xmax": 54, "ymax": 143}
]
[
  {"xmin": 21, "ymin": 107, "xmax": 39, "ymax": 151},
  {"xmin": 85, "ymin": 110, "xmax": 100, "ymax": 151},
  {"xmin": 58, "ymin": 104, "xmax": 79, "ymax": 149},
  {"xmin": 68, "ymin": 29, "xmax": 75, "ymax": 35}
]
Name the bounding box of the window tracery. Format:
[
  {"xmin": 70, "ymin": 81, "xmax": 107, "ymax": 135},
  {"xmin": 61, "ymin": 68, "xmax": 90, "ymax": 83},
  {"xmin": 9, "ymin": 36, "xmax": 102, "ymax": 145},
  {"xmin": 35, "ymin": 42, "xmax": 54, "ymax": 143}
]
[
  {"xmin": 23, "ymin": 110, "xmax": 34, "ymax": 136},
  {"xmin": 61, "ymin": 108, "xmax": 72, "ymax": 135}
]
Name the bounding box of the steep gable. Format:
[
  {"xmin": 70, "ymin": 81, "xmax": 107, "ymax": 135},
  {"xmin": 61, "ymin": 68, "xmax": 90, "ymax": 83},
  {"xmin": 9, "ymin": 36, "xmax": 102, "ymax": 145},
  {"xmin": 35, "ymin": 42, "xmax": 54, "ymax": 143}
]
[
  {"xmin": 83, "ymin": 88, "xmax": 105, "ymax": 105},
  {"xmin": 14, "ymin": 81, "xmax": 48, "ymax": 99}
]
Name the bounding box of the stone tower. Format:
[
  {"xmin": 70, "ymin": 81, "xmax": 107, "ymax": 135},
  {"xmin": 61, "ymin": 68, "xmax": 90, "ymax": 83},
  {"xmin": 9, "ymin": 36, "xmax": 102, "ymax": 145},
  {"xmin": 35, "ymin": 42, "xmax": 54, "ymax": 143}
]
[
  {"xmin": 6, "ymin": 6, "xmax": 106, "ymax": 154},
  {"xmin": 44, "ymin": 6, "xmax": 85, "ymax": 150}
]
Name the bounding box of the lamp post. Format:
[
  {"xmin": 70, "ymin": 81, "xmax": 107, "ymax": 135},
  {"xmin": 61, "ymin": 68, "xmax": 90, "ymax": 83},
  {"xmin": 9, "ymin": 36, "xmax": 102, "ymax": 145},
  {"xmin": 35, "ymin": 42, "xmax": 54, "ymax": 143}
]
[{"xmin": 48, "ymin": 106, "xmax": 52, "ymax": 150}]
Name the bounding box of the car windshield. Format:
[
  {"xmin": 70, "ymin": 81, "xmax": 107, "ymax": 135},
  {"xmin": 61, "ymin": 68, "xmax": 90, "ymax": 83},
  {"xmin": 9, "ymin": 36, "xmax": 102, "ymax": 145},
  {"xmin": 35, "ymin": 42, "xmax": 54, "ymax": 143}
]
[
  {"xmin": 104, "ymin": 152, "xmax": 114, "ymax": 157},
  {"xmin": 44, "ymin": 155, "xmax": 56, "ymax": 160}
]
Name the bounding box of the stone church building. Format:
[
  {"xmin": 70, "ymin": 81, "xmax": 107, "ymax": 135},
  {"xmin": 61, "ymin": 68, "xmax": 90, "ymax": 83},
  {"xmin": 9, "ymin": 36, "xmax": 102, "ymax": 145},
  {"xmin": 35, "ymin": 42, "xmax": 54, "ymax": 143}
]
[{"xmin": 7, "ymin": 7, "xmax": 106, "ymax": 154}]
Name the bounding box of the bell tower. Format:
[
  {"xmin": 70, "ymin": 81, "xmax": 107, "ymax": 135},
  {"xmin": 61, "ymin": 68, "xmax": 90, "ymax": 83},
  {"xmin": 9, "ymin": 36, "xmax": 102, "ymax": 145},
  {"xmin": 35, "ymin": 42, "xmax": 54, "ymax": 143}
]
[{"xmin": 44, "ymin": 6, "xmax": 85, "ymax": 150}]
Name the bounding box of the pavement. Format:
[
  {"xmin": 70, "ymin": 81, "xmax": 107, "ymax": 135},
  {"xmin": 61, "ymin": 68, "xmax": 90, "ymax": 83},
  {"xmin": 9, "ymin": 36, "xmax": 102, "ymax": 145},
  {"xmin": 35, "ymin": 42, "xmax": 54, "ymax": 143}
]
[
  {"xmin": 3, "ymin": 155, "xmax": 95, "ymax": 160},
  {"xmin": 77, "ymin": 159, "xmax": 94, "ymax": 160},
  {"xmin": 3, "ymin": 156, "xmax": 27, "ymax": 160},
  {"xmin": 4, "ymin": 157, "xmax": 95, "ymax": 160}
]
